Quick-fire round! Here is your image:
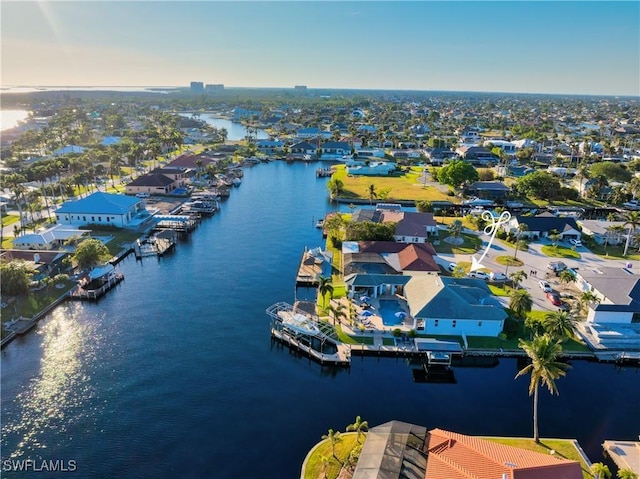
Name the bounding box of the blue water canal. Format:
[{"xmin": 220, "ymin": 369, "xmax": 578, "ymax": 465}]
[{"xmin": 1, "ymin": 161, "xmax": 639, "ymax": 478}]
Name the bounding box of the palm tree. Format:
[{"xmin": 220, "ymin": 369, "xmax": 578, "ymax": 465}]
[
  {"xmin": 317, "ymin": 275, "xmax": 334, "ymax": 310},
  {"xmin": 320, "ymin": 455, "xmax": 331, "ymax": 479},
  {"xmin": 544, "ymin": 311, "xmax": 579, "ymax": 341},
  {"xmin": 346, "ymin": 416, "xmax": 369, "ymax": 443},
  {"xmin": 509, "ymin": 270, "xmax": 528, "ymax": 289},
  {"xmin": 327, "ymin": 303, "xmax": 347, "ymax": 326},
  {"xmin": 548, "ymin": 229, "xmax": 561, "ymax": 249},
  {"xmin": 622, "ymin": 211, "xmax": 640, "ymax": 256},
  {"xmin": 321, "ymin": 429, "xmax": 342, "ymax": 458},
  {"xmin": 515, "ymin": 334, "xmax": 570, "ymax": 442},
  {"xmin": 368, "ymin": 183, "xmax": 377, "ymax": 205},
  {"xmin": 509, "ymin": 289, "xmax": 533, "ymax": 319},
  {"xmin": 590, "ymin": 462, "xmax": 612, "ymax": 479},
  {"xmin": 524, "ymin": 315, "xmax": 546, "ymax": 338},
  {"xmin": 513, "ymin": 224, "xmax": 528, "ymax": 260},
  {"xmin": 617, "ymin": 469, "xmax": 637, "ymax": 479},
  {"xmin": 557, "ymin": 270, "xmax": 575, "ymax": 290}
]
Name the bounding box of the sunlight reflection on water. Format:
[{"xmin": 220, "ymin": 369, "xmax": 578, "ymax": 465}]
[{"xmin": 3, "ymin": 304, "xmax": 100, "ymax": 459}]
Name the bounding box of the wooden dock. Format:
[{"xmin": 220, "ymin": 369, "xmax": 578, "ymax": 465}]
[{"xmin": 69, "ymin": 274, "xmax": 124, "ymax": 301}]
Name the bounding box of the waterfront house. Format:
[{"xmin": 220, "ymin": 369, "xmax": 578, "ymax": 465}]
[
  {"xmin": 505, "ymin": 212, "xmax": 581, "ymax": 241},
  {"xmin": 404, "ymin": 275, "xmax": 507, "ymax": 337},
  {"xmin": 289, "ymin": 141, "xmax": 318, "ymax": 158},
  {"xmin": 55, "ymin": 192, "xmax": 148, "ymax": 229},
  {"xmin": 354, "ymin": 147, "xmax": 385, "ymax": 159},
  {"xmin": 256, "ymin": 140, "xmax": 284, "ymax": 154},
  {"xmin": 319, "ymin": 141, "xmax": 351, "ymax": 159},
  {"xmin": 125, "ymin": 167, "xmax": 187, "ymax": 195},
  {"xmin": 346, "ymin": 161, "xmax": 396, "ymax": 176},
  {"xmin": 342, "ymin": 241, "xmax": 440, "ymax": 276},
  {"xmin": 232, "ymin": 108, "xmax": 261, "ymax": 121},
  {"xmin": 350, "ymin": 209, "xmax": 438, "ymax": 243},
  {"xmin": 12, "ymin": 224, "xmax": 88, "ymax": 250},
  {"xmin": 0, "ymin": 249, "xmax": 71, "ymax": 280},
  {"xmin": 577, "ymin": 219, "xmax": 626, "ymax": 245},
  {"xmin": 352, "ymin": 421, "xmax": 582, "ymax": 479},
  {"xmin": 465, "ymin": 181, "xmax": 511, "ymax": 200},
  {"xmin": 575, "ymin": 266, "xmax": 640, "ymax": 324}
]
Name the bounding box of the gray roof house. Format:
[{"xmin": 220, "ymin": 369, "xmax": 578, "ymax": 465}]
[
  {"xmin": 465, "ymin": 181, "xmax": 511, "ymax": 200},
  {"xmin": 507, "ymin": 212, "xmax": 581, "ymax": 240},
  {"xmin": 404, "ymin": 276, "xmax": 507, "ymax": 337}
]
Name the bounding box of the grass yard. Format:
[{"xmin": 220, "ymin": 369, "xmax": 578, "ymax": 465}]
[
  {"xmin": 303, "ymin": 433, "xmax": 361, "ymax": 479},
  {"xmin": 541, "ymin": 245, "xmax": 581, "ymax": 259},
  {"xmin": 1, "ymin": 214, "xmax": 20, "ymax": 227},
  {"xmin": 81, "ymin": 228, "xmax": 141, "ymax": 256},
  {"xmin": 488, "ymin": 284, "xmax": 511, "ymax": 296},
  {"xmin": 484, "ymin": 437, "xmax": 593, "ymax": 479},
  {"xmin": 495, "ymin": 255, "xmax": 524, "ymax": 266},
  {"xmin": 332, "ymin": 165, "xmax": 456, "ymax": 203},
  {"xmin": 433, "ymin": 231, "xmax": 483, "ymax": 255},
  {"xmin": 588, "ymin": 241, "xmax": 640, "ymax": 261}
]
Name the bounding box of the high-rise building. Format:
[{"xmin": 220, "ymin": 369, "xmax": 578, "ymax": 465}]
[{"xmin": 190, "ymin": 82, "xmax": 204, "ymax": 93}]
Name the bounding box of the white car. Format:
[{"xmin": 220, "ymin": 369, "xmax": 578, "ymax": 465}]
[
  {"xmin": 448, "ymin": 262, "xmax": 457, "ymax": 272},
  {"xmin": 538, "ymin": 280, "xmax": 552, "ymax": 293},
  {"xmin": 490, "ymin": 272, "xmax": 508, "ymax": 282},
  {"xmin": 569, "ymin": 238, "xmax": 582, "ymax": 247},
  {"xmin": 468, "ymin": 271, "xmax": 490, "ymax": 281}
]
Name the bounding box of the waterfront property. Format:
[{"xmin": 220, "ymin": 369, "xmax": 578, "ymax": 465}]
[
  {"xmin": 296, "ymin": 247, "xmax": 333, "ymax": 286},
  {"xmin": 350, "ymin": 421, "xmax": 583, "ymax": 479},
  {"xmin": 11, "ymin": 224, "xmax": 88, "ymax": 250},
  {"xmin": 125, "ymin": 167, "xmax": 188, "ymax": 195},
  {"xmin": 346, "ymin": 161, "xmax": 397, "ymax": 176},
  {"xmin": 55, "ymin": 192, "xmax": 151, "ymax": 229},
  {"xmin": 69, "ymin": 263, "xmax": 124, "ymax": 301},
  {"xmin": 505, "ymin": 212, "xmax": 582, "ymax": 241}
]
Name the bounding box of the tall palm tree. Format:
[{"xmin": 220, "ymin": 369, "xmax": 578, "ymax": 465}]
[
  {"xmin": 578, "ymin": 291, "xmax": 601, "ymax": 317},
  {"xmin": 368, "ymin": 183, "xmax": 377, "ymax": 205},
  {"xmin": 515, "ymin": 334, "xmax": 570, "ymax": 442},
  {"xmin": 543, "ymin": 311, "xmax": 579, "ymax": 341},
  {"xmin": 509, "ymin": 270, "xmax": 528, "ymax": 289},
  {"xmin": 622, "ymin": 211, "xmax": 640, "ymax": 256},
  {"xmin": 513, "ymin": 224, "xmax": 528, "ymax": 260},
  {"xmin": 509, "ymin": 288, "xmax": 533, "ymax": 319},
  {"xmin": 557, "ymin": 270, "xmax": 575, "ymax": 290},
  {"xmin": 321, "ymin": 429, "xmax": 342, "ymax": 458},
  {"xmin": 590, "ymin": 462, "xmax": 612, "ymax": 479},
  {"xmin": 327, "ymin": 303, "xmax": 347, "ymax": 326},
  {"xmin": 317, "ymin": 275, "xmax": 334, "ymax": 310},
  {"xmin": 346, "ymin": 416, "xmax": 369, "ymax": 443}
]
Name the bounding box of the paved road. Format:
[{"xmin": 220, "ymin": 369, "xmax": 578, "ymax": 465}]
[{"xmin": 438, "ymin": 232, "xmax": 634, "ymax": 313}]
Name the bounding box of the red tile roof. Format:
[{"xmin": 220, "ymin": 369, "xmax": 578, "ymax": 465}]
[
  {"xmin": 398, "ymin": 244, "xmax": 439, "ymax": 272},
  {"xmin": 425, "ymin": 429, "xmax": 583, "ymax": 479}
]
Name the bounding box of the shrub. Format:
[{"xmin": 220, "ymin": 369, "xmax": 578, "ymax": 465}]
[
  {"xmin": 392, "ymin": 328, "xmax": 402, "ymax": 337},
  {"xmin": 407, "ymin": 329, "xmax": 417, "ymax": 338}
]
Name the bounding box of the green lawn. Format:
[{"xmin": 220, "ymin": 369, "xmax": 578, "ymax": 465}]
[
  {"xmin": 303, "ymin": 432, "xmax": 361, "ymax": 479},
  {"xmin": 81, "ymin": 228, "xmax": 141, "ymax": 256},
  {"xmin": 495, "ymin": 255, "xmax": 524, "ymax": 266},
  {"xmin": 587, "ymin": 241, "xmax": 640, "ymax": 261},
  {"xmin": 541, "ymin": 245, "xmax": 581, "ymax": 259},
  {"xmin": 488, "ymin": 284, "xmax": 510, "ymax": 296},
  {"xmin": 332, "ymin": 165, "xmax": 456, "ymax": 203},
  {"xmin": 433, "ymin": 231, "xmax": 483, "ymax": 255},
  {"xmin": 1, "ymin": 214, "xmax": 20, "ymax": 227},
  {"xmin": 484, "ymin": 437, "xmax": 593, "ymax": 479}
]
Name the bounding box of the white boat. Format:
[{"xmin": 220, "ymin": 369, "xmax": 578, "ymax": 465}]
[
  {"xmin": 232, "ymin": 177, "xmax": 242, "ymax": 186},
  {"xmin": 277, "ymin": 310, "xmax": 321, "ymax": 336},
  {"xmin": 315, "ymin": 219, "xmax": 324, "ymax": 228}
]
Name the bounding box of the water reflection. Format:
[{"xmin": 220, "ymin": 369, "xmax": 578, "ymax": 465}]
[{"xmin": 2, "ymin": 304, "xmax": 98, "ymax": 459}]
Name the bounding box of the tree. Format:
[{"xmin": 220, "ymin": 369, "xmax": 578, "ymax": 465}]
[
  {"xmin": 548, "ymin": 229, "xmax": 561, "ymax": 248},
  {"xmin": 590, "ymin": 463, "xmax": 612, "ymax": 479},
  {"xmin": 367, "ymin": 184, "xmax": 377, "ymax": 205},
  {"xmin": 73, "ymin": 238, "xmax": 112, "ymax": 270},
  {"xmin": 557, "ymin": 270, "xmax": 575, "ymax": 289},
  {"xmin": 321, "ymin": 429, "xmax": 342, "ymax": 458},
  {"xmin": 327, "ymin": 178, "xmax": 344, "ymax": 200},
  {"xmin": 317, "ymin": 275, "xmax": 334, "ymax": 310},
  {"xmin": 346, "ymin": 416, "xmax": 369, "ymax": 443},
  {"xmin": 436, "ymin": 159, "xmax": 479, "ymax": 188},
  {"xmin": 447, "ymin": 219, "xmax": 463, "ymax": 241},
  {"xmin": 327, "ymin": 303, "xmax": 347, "ymax": 326},
  {"xmin": 622, "ymin": 211, "xmax": 640, "ymax": 256},
  {"xmin": 513, "ymin": 224, "xmax": 528, "ymax": 260},
  {"xmin": 589, "ymin": 162, "xmax": 632, "ymax": 183},
  {"xmin": 515, "ymin": 334, "xmax": 570, "ymax": 442},
  {"xmin": 509, "ymin": 270, "xmax": 528, "ymax": 289},
  {"xmin": 509, "ymin": 288, "xmax": 533, "ymax": 319},
  {"xmin": 416, "ymin": 200, "xmax": 433, "ymax": 213},
  {"xmin": 524, "ymin": 315, "xmax": 546, "ymax": 338},
  {"xmin": 617, "ymin": 470, "xmax": 637, "ymax": 479},
  {"xmin": 514, "ymin": 171, "xmax": 561, "ymax": 200},
  {"xmin": 0, "ymin": 260, "xmax": 33, "ymax": 296},
  {"xmin": 578, "ymin": 291, "xmax": 601, "ymax": 316},
  {"xmin": 544, "ymin": 311, "xmax": 579, "ymax": 341}
]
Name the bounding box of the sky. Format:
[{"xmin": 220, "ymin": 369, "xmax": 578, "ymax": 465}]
[{"xmin": 1, "ymin": 1, "xmax": 639, "ymax": 96}]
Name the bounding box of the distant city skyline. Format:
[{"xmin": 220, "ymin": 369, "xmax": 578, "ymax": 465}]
[{"xmin": 2, "ymin": 1, "xmax": 639, "ymax": 96}]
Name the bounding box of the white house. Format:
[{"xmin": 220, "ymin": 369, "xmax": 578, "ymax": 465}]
[
  {"xmin": 346, "ymin": 161, "xmax": 396, "ymax": 176},
  {"xmin": 404, "ymin": 276, "xmax": 507, "ymax": 337},
  {"xmin": 575, "ymin": 266, "xmax": 640, "ymax": 324},
  {"xmin": 55, "ymin": 192, "xmax": 148, "ymax": 229},
  {"xmin": 12, "ymin": 224, "xmax": 88, "ymax": 250},
  {"xmin": 296, "ymin": 127, "xmax": 332, "ymax": 139}
]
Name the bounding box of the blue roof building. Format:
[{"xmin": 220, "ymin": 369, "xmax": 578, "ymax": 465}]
[{"xmin": 55, "ymin": 192, "xmax": 148, "ymax": 229}]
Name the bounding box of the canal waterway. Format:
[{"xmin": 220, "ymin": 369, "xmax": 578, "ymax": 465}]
[
  {"xmin": 180, "ymin": 114, "xmax": 269, "ymax": 141},
  {"xmin": 1, "ymin": 161, "xmax": 639, "ymax": 478}
]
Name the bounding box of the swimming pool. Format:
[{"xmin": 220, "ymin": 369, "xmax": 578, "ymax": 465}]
[{"xmin": 378, "ymin": 299, "xmax": 406, "ymax": 326}]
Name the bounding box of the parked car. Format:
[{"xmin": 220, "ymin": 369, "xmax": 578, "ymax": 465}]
[
  {"xmin": 547, "ymin": 261, "xmax": 567, "ymax": 273},
  {"xmin": 468, "ymin": 270, "xmax": 490, "ymax": 280},
  {"xmin": 538, "ymin": 280, "xmax": 552, "ymax": 292},
  {"xmin": 569, "ymin": 238, "xmax": 582, "ymax": 247},
  {"xmin": 546, "ymin": 291, "xmax": 562, "ymax": 306},
  {"xmin": 489, "ymin": 272, "xmax": 508, "ymax": 282},
  {"xmin": 136, "ymin": 193, "xmax": 150, "ymax": 198}
]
